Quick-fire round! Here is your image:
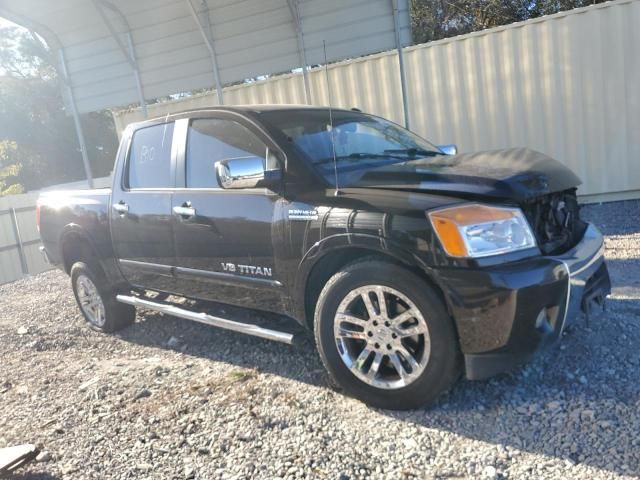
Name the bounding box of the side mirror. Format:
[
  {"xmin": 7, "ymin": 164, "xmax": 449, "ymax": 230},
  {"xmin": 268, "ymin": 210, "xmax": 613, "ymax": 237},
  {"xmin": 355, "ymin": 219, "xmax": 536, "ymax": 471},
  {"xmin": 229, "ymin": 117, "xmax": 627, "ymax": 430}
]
[
  {"xmin": 215, "ymin": 156, "xmax": 281, "ymax": 190},
  {"xmin": 438, "ymin": 144, "xmax": 458, "ymax": 156}
]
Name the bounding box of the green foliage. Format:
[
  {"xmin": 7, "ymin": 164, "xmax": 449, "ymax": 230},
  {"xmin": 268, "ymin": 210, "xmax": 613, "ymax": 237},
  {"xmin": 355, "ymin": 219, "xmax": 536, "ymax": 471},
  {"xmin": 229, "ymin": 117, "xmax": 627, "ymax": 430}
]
[
  {"xmin": 0, "ymin": 26, "xmax": 118, "ymax": 192},
  {"xmin": 410, "ymin": 0, "xmax": 608, "ymax": 44},
  {"xmin": 0, "ymin": 141, "xmax": 24, "ymax": 196}
]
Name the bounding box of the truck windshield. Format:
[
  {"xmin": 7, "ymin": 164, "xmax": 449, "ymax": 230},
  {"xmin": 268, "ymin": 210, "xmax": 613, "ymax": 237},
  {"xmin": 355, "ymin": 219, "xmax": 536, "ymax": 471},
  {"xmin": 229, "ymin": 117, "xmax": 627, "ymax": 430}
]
[{"xmin": 259, "ymin": 110, "xmax": 442, "ymax": 187}]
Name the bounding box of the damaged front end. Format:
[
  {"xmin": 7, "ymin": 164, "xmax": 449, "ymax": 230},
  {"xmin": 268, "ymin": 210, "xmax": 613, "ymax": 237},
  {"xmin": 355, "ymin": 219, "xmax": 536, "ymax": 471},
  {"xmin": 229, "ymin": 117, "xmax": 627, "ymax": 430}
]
[
  {"xmin": 521, "ymin": 188, "xmax": 588, "ymax": 255},
  {"xmin": 522, "ymin": 188, "xmax": 611, "ymax": 322}
]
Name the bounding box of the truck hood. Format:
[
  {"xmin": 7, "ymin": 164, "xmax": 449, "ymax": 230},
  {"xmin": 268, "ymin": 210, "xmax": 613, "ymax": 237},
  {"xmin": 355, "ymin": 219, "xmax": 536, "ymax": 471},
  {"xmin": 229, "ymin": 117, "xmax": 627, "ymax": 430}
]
[{"xmin": 352, "ymin": 148, "xmax": 581, "ymax": 202}]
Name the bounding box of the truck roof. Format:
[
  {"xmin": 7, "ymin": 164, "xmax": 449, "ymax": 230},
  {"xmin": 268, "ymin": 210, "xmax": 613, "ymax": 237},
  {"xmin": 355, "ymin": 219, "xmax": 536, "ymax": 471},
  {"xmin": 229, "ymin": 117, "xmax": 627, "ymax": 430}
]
[{"xmin": 129, "ymin": 104, "xmax": 363, "ymax": 130}]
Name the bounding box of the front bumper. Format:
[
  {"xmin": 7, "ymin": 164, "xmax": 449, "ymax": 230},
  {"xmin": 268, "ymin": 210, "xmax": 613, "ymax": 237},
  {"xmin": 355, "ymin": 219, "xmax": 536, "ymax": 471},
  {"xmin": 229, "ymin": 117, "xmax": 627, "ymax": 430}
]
[{"xmin": 436, "ymin": 223, "xmax": 610, "ymax": 380}]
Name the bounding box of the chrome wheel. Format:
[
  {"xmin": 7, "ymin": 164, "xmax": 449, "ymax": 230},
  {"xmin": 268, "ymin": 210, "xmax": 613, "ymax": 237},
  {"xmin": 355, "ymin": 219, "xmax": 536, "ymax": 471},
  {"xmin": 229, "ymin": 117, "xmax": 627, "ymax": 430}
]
[
  {"xmin": 76, "ymin": 274, "xmax": 106, "ymax": 327},
  {"xmin": 334, "ymin": 285, "xmax": 431, "ymax": 390}
]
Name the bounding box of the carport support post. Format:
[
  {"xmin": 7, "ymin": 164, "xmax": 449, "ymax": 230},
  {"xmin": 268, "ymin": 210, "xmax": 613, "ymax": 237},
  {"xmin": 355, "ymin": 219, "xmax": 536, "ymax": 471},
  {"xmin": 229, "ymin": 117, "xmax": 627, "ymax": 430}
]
[
  {"xmin": 299, "ymin": 47, "xmax": 312, "ymax": 105},
  {"xmin": 185, "ymin": 0, "xmax": 224, "ymax": 105},
  {"xmin": 57, "ymin": 48, "xmax": 94, "ymax": 189},
  {"xmin": 127, "ymin": 31, "xmax": 148, "ymax": 119},
  {"xmin": 287, "ymin": 0, "xmax": 311, "ymax": 104},
  {"xmin": 391, "ymin": 0, "xmax": 410, "ymax": 129},
  {"xmin": 9, "ymin": 208, "xmax": 29, "ymax": 276}
]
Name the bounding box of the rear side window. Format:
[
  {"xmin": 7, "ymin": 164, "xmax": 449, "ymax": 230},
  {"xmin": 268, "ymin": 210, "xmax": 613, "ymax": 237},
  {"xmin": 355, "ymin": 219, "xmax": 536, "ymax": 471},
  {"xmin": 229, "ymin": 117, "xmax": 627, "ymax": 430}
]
[
  {"xmin": 186, "ymin": 118, "xmax": 267, "ymax": 188},
  {"xmin": 128, "ymin": 122, "xmax": 175, "ymax": 189}
]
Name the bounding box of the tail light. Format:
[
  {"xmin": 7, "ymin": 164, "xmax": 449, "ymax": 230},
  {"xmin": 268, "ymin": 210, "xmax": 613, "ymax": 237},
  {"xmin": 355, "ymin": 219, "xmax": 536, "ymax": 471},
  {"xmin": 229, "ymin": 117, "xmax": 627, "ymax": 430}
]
[{"xmin": 36, "ymin": 203, "xmax": 41, "ymax": 231}]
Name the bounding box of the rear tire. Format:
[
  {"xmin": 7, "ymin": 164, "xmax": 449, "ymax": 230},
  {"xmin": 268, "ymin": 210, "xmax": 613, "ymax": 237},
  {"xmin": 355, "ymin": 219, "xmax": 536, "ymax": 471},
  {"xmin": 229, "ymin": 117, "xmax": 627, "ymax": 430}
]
[
  {"xmin": 314, "ymin": 259, "xmax": 461, "ymax": 410},
  {"xmin": 70, "ymin": 262, "xmax": 135, "ymax": 333}
]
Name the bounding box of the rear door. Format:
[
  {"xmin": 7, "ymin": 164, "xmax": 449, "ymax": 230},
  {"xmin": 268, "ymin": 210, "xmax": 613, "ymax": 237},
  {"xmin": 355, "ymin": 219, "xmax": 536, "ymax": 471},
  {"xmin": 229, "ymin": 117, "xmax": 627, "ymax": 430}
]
[
  {"xmin": 170, "ymin": 113, "xmax": 285, "ymax": 312},
  {"xmin": 110, "ymin": 121, "xmax": 179, "ymax": 292}
]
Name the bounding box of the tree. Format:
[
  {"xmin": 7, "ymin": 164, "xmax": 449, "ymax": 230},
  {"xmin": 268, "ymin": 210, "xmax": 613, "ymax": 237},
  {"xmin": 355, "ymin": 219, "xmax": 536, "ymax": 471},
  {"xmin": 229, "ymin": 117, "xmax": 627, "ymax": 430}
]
[
  {"xmin": 0, "ymin": 25, "xmax": 118, "ymax": 194},
  {"xmin": 0, "ymin": 141, "xmax": 23, "ymax": 195},
  {"xmin": 410, "ymin": 0, "xmax": 608, "ymax": 44}
]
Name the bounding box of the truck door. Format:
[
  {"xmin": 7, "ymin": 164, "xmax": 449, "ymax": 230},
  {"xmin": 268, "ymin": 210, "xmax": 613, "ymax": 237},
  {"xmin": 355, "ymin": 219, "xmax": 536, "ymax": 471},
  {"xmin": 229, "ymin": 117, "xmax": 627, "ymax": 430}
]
[
  {"xmin": 110, "ymin": 121, "xmax": 178, "ymax": 292},
  {"xmin": 170, "ymin": 114, "xmax": 285, "ymax": 312}
]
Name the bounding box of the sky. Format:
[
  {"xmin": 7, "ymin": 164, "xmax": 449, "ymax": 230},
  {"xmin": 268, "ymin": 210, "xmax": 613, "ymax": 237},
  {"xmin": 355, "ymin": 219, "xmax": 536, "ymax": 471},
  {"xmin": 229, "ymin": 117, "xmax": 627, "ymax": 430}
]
[
  {"xmin": 0, "ymin": 17, "xmax": 30, "ymax": 75},
  {"xmin": 0, "ymin": 17, "xmax": 16, "ymax": 28},
  {"xmin": 0, "ymin": 17, "xmax": 17, "ymax": 75}
]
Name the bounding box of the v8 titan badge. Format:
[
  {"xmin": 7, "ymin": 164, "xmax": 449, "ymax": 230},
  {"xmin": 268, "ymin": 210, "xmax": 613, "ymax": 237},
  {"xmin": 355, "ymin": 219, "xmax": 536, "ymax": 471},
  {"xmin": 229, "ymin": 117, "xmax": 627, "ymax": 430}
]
[{"xmin": 221, "ymin": 262, "xmax": 273, "ymax": 277}]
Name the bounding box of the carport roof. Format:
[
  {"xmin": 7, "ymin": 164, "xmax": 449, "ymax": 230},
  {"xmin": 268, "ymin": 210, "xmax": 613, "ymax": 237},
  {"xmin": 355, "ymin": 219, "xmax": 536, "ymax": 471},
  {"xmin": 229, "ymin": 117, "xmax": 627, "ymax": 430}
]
[{"xmin": 0, "ymin": 0, "xmax": 411, "ymax": 114}]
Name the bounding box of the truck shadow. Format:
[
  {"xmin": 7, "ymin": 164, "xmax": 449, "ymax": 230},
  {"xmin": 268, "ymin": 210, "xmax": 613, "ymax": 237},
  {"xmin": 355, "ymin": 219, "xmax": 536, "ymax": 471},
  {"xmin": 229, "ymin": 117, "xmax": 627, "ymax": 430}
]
[{"xmin": 115, "ymin": 287, "xmax": 638, "ymax": 477}]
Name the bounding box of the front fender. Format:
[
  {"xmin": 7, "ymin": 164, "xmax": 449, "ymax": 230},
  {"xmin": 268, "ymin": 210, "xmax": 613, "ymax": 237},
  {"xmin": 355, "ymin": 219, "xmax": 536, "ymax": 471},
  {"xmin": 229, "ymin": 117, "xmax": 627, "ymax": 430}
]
[{"xmin": 291, "ymin": 232, "xmax": 436, "ymax": 323}]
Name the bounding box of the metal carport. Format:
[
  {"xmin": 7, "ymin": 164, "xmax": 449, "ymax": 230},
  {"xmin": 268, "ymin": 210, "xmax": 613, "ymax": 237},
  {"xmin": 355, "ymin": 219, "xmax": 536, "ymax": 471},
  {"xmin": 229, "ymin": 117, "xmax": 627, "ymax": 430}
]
[{"xmin": 0, "ymin": 0, "xmax": 411, "ymax": 186}]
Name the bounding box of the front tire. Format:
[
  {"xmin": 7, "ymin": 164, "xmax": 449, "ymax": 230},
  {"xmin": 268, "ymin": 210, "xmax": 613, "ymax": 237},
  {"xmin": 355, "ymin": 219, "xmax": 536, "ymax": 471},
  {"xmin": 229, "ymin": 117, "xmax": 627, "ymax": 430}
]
[
  {"xmin": 70, "ymin": 262, "xmax": 135, "ymax": 333},
  {"xmin": 314, "ymin": 259, "xmax": 461, "ymax": 410}
]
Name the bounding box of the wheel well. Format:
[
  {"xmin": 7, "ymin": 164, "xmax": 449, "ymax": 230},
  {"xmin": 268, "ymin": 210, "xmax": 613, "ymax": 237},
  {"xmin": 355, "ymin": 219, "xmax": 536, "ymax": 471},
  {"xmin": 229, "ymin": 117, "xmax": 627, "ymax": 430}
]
[
  {"xmin": 304, "ymin": 248, "xmax": 373, "ymax": 327},
  {"xmin": 61, "ymin": 233, "xmax": 96, "ymax": 274},
  {"xmin": 303, "ymin": 248, "xmax": 451, "ymax": 328}
]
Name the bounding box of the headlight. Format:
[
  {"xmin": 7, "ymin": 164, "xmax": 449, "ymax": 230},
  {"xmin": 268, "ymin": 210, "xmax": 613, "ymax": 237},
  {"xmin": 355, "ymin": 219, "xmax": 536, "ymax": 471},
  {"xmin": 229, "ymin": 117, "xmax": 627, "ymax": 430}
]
[{"xmin": 428, "ymin": 204, "xmax": 537, "ymax": 258}]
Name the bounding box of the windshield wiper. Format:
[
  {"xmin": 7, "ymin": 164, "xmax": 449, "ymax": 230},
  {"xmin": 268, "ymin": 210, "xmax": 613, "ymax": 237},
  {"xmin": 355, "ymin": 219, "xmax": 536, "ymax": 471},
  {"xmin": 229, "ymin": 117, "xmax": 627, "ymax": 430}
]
[
  {"xmin": 383, "ymin": 148, "xmax": 442, "ymax": 157},
  {"xmin": 314, "ymin": 152, "xmax": 406, "ymax": 165}
]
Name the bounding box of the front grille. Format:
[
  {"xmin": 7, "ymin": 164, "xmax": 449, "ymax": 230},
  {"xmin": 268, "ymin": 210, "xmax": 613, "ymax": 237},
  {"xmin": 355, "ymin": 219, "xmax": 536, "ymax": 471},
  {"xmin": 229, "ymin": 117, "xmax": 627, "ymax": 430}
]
[{"xmin": 521, "ymin": 189, "xmax": 587, "ymax": 255}]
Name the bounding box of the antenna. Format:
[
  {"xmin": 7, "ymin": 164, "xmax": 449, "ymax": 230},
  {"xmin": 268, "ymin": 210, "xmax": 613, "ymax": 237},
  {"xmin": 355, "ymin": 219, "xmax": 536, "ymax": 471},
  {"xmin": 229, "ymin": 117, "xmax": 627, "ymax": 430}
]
[{"xmin": 323, "ymin": 40, "xmax": 340, "ymax": 196}]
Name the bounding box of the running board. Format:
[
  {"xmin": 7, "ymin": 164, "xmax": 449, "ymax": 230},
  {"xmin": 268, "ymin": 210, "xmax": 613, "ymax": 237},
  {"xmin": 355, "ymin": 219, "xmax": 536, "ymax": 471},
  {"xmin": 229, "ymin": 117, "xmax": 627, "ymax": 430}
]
[{"xmin": 116, "ymin": 294, "xmax": 295, "ymax": 345}]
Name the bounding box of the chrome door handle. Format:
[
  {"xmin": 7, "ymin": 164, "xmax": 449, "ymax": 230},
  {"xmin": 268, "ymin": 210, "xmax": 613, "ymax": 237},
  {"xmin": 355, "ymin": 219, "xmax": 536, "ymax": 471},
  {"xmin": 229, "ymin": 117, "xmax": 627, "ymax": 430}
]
[
  {"xmin": 113, "ymin": 202, "xmax": 129, "ymax": 214},
  {"xmin": 173, "ymin": 205, "xmax": 196, "ymax": 217}
]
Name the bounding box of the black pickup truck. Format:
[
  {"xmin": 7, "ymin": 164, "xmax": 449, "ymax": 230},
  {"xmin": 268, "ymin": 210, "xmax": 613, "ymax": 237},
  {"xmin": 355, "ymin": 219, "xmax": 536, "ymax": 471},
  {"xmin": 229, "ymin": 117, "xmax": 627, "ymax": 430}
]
[{"xmin": 38, "ymin": 106, "xmax": 610, "ymax": 409}]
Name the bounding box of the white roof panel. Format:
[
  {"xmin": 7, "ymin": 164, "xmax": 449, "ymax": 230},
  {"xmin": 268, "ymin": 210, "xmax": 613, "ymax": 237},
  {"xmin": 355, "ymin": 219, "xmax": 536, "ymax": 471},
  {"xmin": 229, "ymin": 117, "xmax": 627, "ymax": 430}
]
[{"xmin": 0, "ymin": 0, "xmax": 411, "ymax": 113}]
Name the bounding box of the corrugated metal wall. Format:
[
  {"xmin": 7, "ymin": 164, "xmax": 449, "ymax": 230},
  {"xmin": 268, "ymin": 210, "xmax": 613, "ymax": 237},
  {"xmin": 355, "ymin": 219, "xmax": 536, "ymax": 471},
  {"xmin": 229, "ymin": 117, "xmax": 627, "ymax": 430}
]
[
  {"xmin": 0, "ymin": 193, "xmax": 50, "ymax": 285},
  {"xmin": 114, "ymin": 0, "xmax": 640, "ymax": 201}
]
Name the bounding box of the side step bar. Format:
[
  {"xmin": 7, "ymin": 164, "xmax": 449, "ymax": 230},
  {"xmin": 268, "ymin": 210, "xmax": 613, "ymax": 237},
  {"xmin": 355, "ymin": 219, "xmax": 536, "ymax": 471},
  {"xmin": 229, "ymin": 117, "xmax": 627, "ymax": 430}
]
[{"xmin": 116, "ymin": 294, "xmax": 295, "ymax": 345}]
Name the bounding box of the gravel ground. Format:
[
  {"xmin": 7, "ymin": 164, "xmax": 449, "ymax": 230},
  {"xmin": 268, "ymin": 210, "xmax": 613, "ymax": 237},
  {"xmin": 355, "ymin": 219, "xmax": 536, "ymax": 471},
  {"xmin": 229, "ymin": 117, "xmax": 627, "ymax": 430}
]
[{"xmin": 1, "ymin": 200, "xmax": 639, "ymax": 480}]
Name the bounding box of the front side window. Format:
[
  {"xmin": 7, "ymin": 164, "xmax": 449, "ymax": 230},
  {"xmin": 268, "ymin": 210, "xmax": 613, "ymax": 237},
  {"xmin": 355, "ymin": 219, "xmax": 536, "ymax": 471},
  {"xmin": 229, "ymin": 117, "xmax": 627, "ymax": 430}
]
[
  {"xmin": 186, "ymin": 118, "xmax": 267, "ymax": 188},
  {"xmin": 259, "ymin": 110, "xmax": 442, "ymax": 187},
  {"xmin": 128, "ymin": 122, "xmax": 175, "ymax": 189}
]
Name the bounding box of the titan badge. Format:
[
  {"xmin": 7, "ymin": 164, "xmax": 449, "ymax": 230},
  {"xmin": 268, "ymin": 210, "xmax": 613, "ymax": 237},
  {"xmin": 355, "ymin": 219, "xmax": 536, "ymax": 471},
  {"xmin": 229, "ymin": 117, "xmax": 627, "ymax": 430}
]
[{"xmin": 221, "ymin": 262, "xmax": 273, "ymax": 277}]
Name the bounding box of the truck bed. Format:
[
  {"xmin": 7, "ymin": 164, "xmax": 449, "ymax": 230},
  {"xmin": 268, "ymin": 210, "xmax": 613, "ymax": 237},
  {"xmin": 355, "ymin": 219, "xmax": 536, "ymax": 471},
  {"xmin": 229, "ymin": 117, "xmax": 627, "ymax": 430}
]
[{"xmin": 38, "ymin": 188, "xmax": 112, "ymax": 269}]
